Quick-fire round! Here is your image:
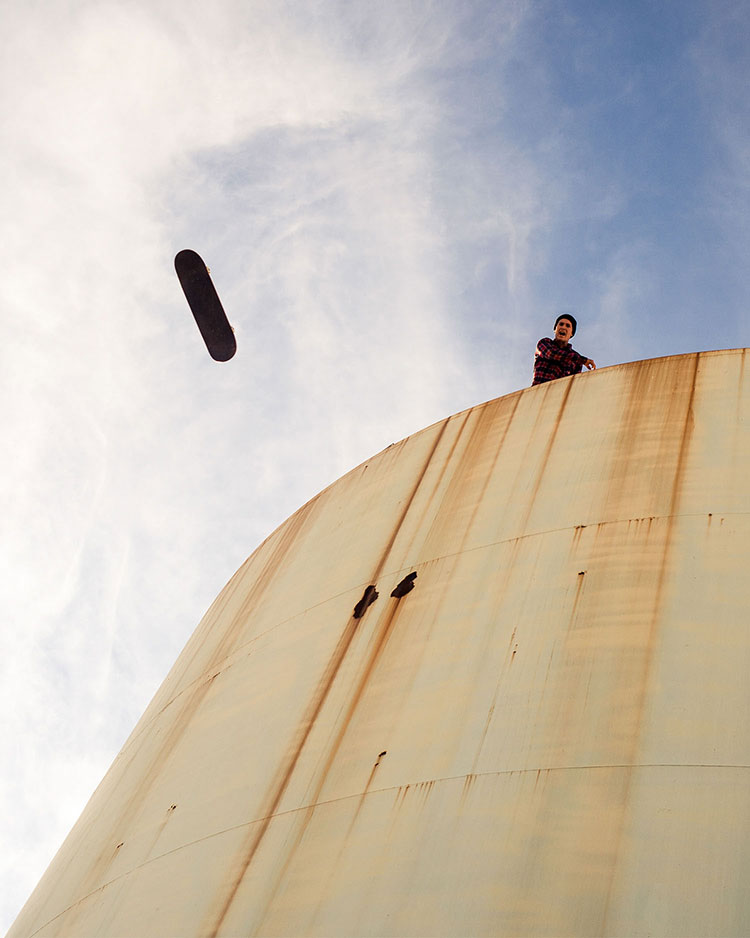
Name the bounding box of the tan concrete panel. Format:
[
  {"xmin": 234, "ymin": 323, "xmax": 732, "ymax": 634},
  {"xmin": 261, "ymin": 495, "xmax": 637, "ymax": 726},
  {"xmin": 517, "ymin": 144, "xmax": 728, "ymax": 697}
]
[{"xmin": 10, "ymin": 349, "xmax": 750, "ymax": 937}]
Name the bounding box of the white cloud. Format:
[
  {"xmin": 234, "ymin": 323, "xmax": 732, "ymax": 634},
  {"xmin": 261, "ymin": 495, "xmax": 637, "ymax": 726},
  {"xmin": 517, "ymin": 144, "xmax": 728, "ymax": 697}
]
[
  {"xmin": 0, "ymin": 2, "xmax": 537, "ymax": 928},
  {"xmin": 5, "ymin": 0, "xmax": 653, "ymax": 929},
  {"xmin": 13, "ymin": 1, "xmax": 748, "ymax": 929}
]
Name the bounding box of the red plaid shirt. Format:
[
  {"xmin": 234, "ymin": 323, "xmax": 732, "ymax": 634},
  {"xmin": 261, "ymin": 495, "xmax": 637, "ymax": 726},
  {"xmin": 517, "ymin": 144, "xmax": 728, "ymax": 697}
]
[{"xmin": 532, "ymin": 337, "xmax": 587, "ymax": 385}]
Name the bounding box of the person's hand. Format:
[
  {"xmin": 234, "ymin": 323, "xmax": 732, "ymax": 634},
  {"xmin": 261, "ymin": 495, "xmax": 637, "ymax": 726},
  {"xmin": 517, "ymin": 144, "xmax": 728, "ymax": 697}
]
[{"xmin": 584, "ymin": 359, "xmax": 596, "ymax": 370}]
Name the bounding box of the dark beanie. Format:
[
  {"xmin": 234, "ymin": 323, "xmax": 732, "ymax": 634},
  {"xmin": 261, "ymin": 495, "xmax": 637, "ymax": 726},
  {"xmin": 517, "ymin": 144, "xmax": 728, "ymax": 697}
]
[{"xmin": 555, "ymin": 313, "xmax": 577, "ymax": 336}]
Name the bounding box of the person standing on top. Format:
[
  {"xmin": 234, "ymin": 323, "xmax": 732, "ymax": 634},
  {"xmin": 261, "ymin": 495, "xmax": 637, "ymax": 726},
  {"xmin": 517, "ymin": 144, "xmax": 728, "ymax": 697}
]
[{"xmin": 532, "ymin": 314, "xmax": 596, "ymax": 385}]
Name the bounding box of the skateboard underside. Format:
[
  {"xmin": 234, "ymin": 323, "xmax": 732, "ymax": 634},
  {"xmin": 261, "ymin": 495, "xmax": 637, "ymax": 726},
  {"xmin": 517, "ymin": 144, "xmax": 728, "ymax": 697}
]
[{"xmin": 175, "ymin": 249, "xmax": 236, "ymax": 362}]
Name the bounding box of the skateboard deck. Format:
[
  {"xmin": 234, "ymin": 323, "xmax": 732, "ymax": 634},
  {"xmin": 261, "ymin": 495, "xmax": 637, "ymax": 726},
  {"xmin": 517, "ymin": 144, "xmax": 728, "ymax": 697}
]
[{"xmin": 174, "ymin": 249, "xmax": 236, "ymax": 361}]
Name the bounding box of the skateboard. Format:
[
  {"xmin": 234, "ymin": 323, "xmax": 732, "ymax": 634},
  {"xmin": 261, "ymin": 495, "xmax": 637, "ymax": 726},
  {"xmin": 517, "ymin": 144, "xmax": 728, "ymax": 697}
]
[{"xmin": 174, "ymin": 249, "xmax": 236, "ymax": 361}]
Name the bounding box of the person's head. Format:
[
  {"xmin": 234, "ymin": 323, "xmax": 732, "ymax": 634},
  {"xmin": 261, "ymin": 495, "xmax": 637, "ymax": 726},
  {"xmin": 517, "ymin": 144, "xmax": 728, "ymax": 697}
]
[{"xmin": 554, "ymin": 313, "xmax": 577, "ymax": 344}]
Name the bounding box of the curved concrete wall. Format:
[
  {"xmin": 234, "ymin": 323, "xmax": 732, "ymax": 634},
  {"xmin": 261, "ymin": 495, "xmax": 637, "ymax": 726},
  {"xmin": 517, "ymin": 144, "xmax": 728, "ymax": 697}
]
[{"xmin": 10, "ymin": 349, "xmax": 750, "ymax": 937}]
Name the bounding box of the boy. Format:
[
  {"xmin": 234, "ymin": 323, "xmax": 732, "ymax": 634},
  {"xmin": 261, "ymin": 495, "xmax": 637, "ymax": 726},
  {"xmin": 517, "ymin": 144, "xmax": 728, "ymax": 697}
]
[{"xmin": 532, "ymin": 314, "xmax": 596, "ymax": 385}]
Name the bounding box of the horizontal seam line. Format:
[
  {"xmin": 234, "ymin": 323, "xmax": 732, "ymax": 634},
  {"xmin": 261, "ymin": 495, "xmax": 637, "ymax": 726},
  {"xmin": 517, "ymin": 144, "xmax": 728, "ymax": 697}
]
[
  {"xmin": 122, "ymin": 510, "xmax": 745, "ymax": 748},
  {"xmin": 36, "ymin": 759, "xmax": 750, "ymax": 931}
]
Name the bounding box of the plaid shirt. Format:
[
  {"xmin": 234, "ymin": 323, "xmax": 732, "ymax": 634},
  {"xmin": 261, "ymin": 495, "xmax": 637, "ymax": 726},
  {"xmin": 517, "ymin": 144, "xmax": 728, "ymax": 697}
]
[{"xmin": 532, "ymin": 337, "xmax": 587, "ymax": 385}]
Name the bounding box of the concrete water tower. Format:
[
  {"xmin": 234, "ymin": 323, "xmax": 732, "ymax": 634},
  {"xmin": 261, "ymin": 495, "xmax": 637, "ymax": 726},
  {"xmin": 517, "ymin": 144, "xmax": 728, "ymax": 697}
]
[{"xmin": 9, "ymin": 349, "xmax": 750, "ymax": 937}]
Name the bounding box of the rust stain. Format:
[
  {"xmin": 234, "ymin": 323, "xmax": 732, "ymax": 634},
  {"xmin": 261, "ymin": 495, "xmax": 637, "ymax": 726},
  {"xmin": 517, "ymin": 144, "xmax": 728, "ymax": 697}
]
[
  {"xmin": 367, "ymin": 419, "xmax": 452, "ymax": 582},
  {"xmin": 569, "ymin": 524, "xmax": 587, "ymax": 556},
  {"xmin": 167, "ymin": 498, "xmax": 322, "ymax": 711},
  {"xmin": 207, "ymin": 422, "xmax": 452, "ymax": 937},
  {"xmin": 532, "ymin": 768, "xmax": 551, "ymax": 792},
  {"xmin": 518, "ymin": 379, "xmax": 575, "ymax": 535},
  {"xmin": 392, "ymin": 784, "xmax": 410, "ymax": 811},
  {"xmin": 246, "ymin": 601, "xmax": 405, "ymax": 934},
  {"xmin": 469, "ymin": 620, "xmax": 519, "ymax": 776},
  {"xmin": 342, "ymin": 752, "xmax": 385, "ymax": 840},
  {"xmin": 460, "ymin": 774, "xmax": 478, "ymax": 806},
  {"xmin": 453, "ymin": 395, "xmax": 523, "ymax": 547},
  {"xmin": 416, "ymin": 780, "xmax": 436, "ymax": 806},
  {"xmin": 205, "ymin": 500, "xmax": 321, "ymax": 672},
  {"xmin": 65, "ymin": 671, "xmax": 221, "ymax": 920},
  {"xmin": 599, "ymin": 352, "xmax": 700, "ymax": 934},
  {"xmin": 204, "ymin": 612, "xmax": 365, "ymax": 938},
  {"xmin": 308, "ymin": 751, "xmax": 388, "ymax": 924},
  {"xmin": 143, "ymin": 804, "xmax": 179, "ymax": 862},
  {"xmin": 401, "ymin": 411, "xmax": 474, "ymax": 557},
  {"xmin": 568, "ymin": 570, "xmax": 587, "ymax": 628},
  {"xmin": 469, "ymin": 587, "xmax": 524, "ymax": 776},
  {"xmin": 471, "ymin": 699, "xmax": 498, "ymax": 776},
  {"xmin": 386, "ymin": 786, "xmax": 412, "ymax": 840},
  {"xmin": 418, "ymin": 394, "xmax": 522, "ymax": 562}
]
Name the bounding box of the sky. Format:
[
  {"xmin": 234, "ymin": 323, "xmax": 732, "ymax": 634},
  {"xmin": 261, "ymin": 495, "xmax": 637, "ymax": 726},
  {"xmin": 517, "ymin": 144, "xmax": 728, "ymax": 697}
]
[{"xmin": 2, "ymin": 0, "xmax": 750, "ymax": 929}]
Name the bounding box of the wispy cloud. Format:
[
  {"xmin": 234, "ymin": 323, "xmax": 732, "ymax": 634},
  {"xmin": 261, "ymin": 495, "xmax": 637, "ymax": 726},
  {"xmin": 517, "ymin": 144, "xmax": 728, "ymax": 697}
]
[
  {"xmin": 0, "ymin": 2, "xmax": 543, "ymax": 925},
  {"xmin": 6, "ymin": 1, "xmax": 750, "ymax": 930}
]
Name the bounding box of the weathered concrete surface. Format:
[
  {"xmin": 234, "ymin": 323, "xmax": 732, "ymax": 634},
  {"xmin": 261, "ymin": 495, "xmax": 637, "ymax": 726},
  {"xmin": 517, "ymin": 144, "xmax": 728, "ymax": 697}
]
[{"xmin": 10, "ymin": 349, "xmax": 750, "ymax": 937}]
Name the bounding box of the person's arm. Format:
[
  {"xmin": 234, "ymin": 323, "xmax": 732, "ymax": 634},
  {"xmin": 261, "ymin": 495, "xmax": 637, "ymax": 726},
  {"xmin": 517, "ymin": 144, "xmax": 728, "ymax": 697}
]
[
  {"xmin": 541, "ymin": 340, "xmax": 595, "ymax": 372},
  {"xmin": 570, "ymin": 348, "xmax": 595, "ymax": 372}
]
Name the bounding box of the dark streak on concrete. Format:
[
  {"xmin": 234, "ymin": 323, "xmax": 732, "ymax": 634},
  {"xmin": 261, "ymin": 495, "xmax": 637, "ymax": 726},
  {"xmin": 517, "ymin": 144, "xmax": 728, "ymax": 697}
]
[
  {"xmin": 518, "ymin": 379, "xmax": 575, "ymax": 536},
  {"xmin": 205, "ymin": 612, "xmax": 365, "ymax": 938},
  {"xmin": 64, "ymin": 672, "xmax": 221, "ymax": 929},
  {"xmin": 458, "ymin": 395, "xmax": 523, "ymax": 546},
  {"xmin": 422, "ymin": 394, "xmax": 522, "ymax": 561},
  {"xmin": 250, "ymin": 600, "xmax": 404, "ymax": 934},
  {"xmin": 65, "ymin": 503, "xmax": 328, "ymax": 932},
  {"xmin": 569, "ymin": 570, "xmax": 587, "ymax": 627},
  {"xmin": 307, "ymin": 752, "xmax": 388, "ymax": 928},
  {"xmin": 205, "ymin": 421, "xmax": 450, "ymax": 937},
  {"xmin": 599, "ymin": 353, "xmax": 700, "ymax": 933}
]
